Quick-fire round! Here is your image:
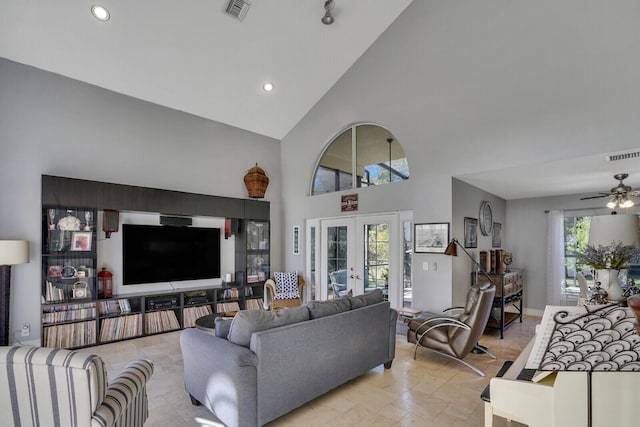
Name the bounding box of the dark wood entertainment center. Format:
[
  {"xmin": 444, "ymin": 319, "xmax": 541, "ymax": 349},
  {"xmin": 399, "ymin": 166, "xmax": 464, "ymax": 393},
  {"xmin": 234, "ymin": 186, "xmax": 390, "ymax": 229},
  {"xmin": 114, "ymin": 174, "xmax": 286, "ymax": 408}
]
[{"xmin": 41, "ymin": 175, "xmax": 269, "ymax": 349}]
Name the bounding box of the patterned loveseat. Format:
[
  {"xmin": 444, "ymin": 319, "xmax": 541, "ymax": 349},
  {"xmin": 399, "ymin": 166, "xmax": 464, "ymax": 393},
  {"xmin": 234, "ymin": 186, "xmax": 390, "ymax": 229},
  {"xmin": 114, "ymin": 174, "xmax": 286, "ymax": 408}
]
[{"xmin": 0, "ymin": 346, "xmax": 154, "ymax": 427}]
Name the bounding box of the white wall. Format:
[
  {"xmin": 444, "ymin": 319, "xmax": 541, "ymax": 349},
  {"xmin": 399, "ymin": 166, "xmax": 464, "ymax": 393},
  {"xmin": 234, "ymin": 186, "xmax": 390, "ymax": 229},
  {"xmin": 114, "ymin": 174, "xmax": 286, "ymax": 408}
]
[
  {"xmin": 96, "ymin": 212, "xmax": 236, "ymax": 295},
  {"xmin": 0, "ymin": 58, "xmax": 281, "ymax": 344},
  {"xmin": 279, "ymin": 0, "xmax": 640, "ymax": 313}
]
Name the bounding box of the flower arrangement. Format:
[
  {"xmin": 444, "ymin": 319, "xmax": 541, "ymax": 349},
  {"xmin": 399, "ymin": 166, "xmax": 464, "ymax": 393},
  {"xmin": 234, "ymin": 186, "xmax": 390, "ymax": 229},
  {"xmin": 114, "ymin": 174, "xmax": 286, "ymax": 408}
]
[{"xmin": 578, "ymin": 241, "xmax": 640, "ymax": 270}]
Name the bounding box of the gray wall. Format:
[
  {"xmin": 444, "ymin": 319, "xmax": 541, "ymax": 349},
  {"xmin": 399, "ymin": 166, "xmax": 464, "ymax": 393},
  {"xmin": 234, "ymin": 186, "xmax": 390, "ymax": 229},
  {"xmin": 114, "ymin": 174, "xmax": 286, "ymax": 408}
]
[
  {"xmin": 0, "ymin": 58, "xmax": 281, "ymax": 344},
  {"xmin": 452, "ymin": 179, "xmax": 506, "ymax": 306},
  {"xmin": 279, "ymin": 0, "xmax": 640, "ymax": 313},
  {"xmin": 506, "ymin": 193, "xmax": 637, "ymax": 312}
]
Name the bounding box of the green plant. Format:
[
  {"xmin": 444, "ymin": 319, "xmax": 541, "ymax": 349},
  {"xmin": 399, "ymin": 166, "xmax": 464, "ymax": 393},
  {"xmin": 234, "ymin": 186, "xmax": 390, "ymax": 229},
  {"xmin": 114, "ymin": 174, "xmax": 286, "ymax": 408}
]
[{"xmin": 578, "ymin": 241, "xmax": 640, "ymax": 270}]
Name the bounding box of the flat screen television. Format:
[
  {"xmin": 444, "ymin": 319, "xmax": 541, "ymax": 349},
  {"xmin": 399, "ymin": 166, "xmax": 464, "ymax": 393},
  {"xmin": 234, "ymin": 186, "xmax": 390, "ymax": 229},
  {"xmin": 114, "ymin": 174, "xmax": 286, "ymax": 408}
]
[{"xmin": 123, "ymin": 224, "xmax": 221, "ymax": 285}]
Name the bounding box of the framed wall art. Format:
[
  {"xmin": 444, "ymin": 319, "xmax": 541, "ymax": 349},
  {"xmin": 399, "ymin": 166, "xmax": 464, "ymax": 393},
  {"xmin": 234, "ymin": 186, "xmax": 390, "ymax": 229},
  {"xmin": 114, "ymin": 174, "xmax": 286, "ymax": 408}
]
[
  {"xmin": 293, "ymin": 226, "xmax": 300, "ymax": 255},
  {"xmin": 414, "ymin": 222, "xmax": 449, "ymax": 253},
  {"xmin": 492, "ymin": 222, "xmax": 502, "ymax": 248},
  {"xmin": 464, "ymin": 217, "xmax": 478, "ymax": 248}
]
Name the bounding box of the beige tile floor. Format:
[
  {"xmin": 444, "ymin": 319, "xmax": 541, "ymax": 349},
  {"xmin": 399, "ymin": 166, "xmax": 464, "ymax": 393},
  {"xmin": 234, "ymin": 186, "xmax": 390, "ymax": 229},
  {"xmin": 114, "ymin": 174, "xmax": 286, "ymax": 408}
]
[{"xmin": 80, "ymin": 316, "xmax": 537, "ymax": 427}]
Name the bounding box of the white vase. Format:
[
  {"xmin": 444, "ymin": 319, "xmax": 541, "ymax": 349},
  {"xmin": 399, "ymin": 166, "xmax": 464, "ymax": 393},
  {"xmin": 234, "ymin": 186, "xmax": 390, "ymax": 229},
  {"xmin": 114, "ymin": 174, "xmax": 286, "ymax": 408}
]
[{"xmin": 596, "ymin": 269, "xmax": 624, "ymax": 302}]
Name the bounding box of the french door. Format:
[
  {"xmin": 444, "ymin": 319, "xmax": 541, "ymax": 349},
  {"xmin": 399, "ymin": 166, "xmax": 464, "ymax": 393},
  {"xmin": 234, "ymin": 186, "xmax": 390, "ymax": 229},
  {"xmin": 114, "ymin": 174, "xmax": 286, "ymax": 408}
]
[{"xmin": 314, "ymin": 214, "xmax": 403, "ymax": 308}]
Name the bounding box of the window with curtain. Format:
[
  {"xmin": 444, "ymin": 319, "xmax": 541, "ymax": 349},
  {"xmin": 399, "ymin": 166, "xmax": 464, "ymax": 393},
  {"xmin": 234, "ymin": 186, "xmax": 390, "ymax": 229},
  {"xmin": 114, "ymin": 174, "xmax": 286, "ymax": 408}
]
[
  {"xmin": 564, "ymin": 215, "xmax": 592, "ymax": 287},
  {"xmin": 311, "ymin": 124, "xmax": 409, "ymax": 195}
]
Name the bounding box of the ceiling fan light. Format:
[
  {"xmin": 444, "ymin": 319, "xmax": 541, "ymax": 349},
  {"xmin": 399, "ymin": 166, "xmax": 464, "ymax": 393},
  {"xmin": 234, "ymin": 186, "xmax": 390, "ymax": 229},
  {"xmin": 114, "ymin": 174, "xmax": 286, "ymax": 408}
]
[
  {"xmin": 606, "ymin": 197, "xmax": 618, "ymax": 209},
  {"xmin": 620, "ymin": 197, "xmax": 634, "ymax": 208}
]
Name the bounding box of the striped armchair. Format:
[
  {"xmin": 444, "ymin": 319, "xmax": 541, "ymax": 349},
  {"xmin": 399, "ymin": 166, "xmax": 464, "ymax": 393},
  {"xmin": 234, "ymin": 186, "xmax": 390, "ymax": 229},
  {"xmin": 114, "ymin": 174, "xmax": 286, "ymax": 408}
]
[{"xmin": 0, "ymin": 346, "xmax": 154, "ymax": 427}]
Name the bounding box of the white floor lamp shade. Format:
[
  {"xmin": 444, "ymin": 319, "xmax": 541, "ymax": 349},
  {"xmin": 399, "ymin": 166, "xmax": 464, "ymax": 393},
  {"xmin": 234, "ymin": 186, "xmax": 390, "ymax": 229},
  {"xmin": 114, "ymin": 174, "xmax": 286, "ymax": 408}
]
[{"xmin": 0, "ymin": 240, "xmax": 30, "ymax": 346}]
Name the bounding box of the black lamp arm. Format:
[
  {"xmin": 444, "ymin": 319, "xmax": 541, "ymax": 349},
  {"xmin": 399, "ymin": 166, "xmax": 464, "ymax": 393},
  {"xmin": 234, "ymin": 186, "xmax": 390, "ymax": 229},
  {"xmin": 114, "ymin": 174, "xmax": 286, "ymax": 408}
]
[{"xmin": 450, "ymin": 238, "xmax": 495, "ymax": 286}]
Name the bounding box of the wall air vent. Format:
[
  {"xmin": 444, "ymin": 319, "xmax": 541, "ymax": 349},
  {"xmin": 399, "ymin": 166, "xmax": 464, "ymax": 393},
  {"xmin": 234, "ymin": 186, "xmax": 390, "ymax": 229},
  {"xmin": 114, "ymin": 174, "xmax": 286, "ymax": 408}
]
[
  {"xmin": 607, "ymin": 151, "xmax": 640, "ymax": 162},
  {"xmin": 225, "ymin": 0, "xmax": 251, "ymax": 21}
]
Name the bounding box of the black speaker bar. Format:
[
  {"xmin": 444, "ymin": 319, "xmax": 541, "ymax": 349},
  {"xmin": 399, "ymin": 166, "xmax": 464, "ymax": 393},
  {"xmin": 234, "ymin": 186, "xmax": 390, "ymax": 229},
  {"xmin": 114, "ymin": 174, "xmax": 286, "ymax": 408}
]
[{"xmin": 160, "ymin": 215, "xmax": 193, "ymax": 227}]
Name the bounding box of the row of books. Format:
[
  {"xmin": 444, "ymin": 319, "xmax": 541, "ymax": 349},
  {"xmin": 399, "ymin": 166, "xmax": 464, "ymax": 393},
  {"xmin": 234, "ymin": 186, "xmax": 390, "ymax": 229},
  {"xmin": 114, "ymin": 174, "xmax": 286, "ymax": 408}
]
[
  {"xmin": 216, "ymin": 301, "xmax": 240, "ymax": 313},
  {"xmin": 43, "ymin": 301, "xmax": 96, "ymax": 312},
  {"xmin": 99, "ymin": 314, "xmax": 143, "ymax": 343},
  {"xmin": 245, "ymin": 298, "xmax": 264, "ymax": 310},
  {"xmin": 183, "ymin": 305, "xmax": 213, "ymax": 328},
  {"xmin": 44, "ymin": 281, "xmax": 66, "ymax": 302},
  {"xmin": 43, "ymin": 307, "xmax": 97, "ymax": 324},
  {"xmin": 144, "ymin": 310, "xmax": 180, "ymax": 334},
  {"xmin": 98, "ymin": 299, "xmax": 132, "ymax": 315},
  {"xmin": 43, "ymin": 321, "xmax": 97, "ymax": 348}
]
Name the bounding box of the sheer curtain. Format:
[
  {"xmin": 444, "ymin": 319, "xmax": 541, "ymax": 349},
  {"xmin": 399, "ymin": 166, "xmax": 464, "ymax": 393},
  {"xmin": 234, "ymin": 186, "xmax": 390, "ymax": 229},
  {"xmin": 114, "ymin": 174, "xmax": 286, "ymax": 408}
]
[{"xmin": 546, "ymin": 210, "xmax": 565, "ymax": 305}]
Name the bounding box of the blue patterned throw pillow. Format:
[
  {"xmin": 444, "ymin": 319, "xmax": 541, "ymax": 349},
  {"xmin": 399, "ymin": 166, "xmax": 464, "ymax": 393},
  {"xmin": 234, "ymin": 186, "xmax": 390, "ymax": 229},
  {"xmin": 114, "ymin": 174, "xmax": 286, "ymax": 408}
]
[{"xmin": 273, "ymin": 271, "xmax": 300, "ymax": 300}]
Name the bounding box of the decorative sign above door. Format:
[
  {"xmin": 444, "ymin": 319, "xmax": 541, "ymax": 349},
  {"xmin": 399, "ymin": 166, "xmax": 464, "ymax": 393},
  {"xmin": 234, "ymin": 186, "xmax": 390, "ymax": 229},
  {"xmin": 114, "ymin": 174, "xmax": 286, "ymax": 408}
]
[{"xmin": 341, "ymin": 194, "xmax": 358, "ymax": 212}]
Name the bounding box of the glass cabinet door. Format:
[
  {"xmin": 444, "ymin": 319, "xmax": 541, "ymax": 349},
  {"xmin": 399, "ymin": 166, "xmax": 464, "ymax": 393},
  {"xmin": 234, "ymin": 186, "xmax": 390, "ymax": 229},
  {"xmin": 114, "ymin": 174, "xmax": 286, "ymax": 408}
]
[
  {"xmin": 246, "ymin": 220, "xmax": 270, "ymax": 283},
  {"xmin": 42, "ymin": 207, "xmax": 98, "ymax": 302}
]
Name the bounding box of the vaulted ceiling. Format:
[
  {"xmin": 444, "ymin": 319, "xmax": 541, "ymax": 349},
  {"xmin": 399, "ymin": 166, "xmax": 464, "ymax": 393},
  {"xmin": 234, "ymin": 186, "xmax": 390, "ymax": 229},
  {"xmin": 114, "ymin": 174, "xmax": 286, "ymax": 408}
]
[
  {"xmin": 0, "ymin": 0, "xmax": 413, "ymax": 140},
  {"xmin": 2, "ymin": 0, "xmax": 640, "ymax": 202}
]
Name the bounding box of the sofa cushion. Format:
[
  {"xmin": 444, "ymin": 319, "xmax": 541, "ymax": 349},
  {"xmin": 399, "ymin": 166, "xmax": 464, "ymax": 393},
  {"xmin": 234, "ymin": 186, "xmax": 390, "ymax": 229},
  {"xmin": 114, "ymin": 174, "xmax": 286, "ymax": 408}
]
[
  {"xmin": 215, "ymin": 317, "xmax": 233, "ymax": 338},
  {"xmin": 227, "ymin": 306, "xmax": 310, "ymax": 347},
  {"xmin": 306, "ymin": 298, "xmax": 351, "ymax": 319},
  {"xmin": 348, "ymin": 288, "xmax": 385, "ymax": 308},
  {"xmin": 346, "ymin": 294, "xmax": 366, "ymax": 309}
]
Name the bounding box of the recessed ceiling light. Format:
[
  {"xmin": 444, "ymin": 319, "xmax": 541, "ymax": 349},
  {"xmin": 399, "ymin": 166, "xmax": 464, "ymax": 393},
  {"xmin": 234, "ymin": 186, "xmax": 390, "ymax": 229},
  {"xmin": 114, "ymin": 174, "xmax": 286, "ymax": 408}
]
[
  {"xmin": 262, "ymin": 82, "xmax": 274, "ymax": 92},
  {"xmin": 91, "ymin": 5, "xmax": 110, "ymax": 21}
]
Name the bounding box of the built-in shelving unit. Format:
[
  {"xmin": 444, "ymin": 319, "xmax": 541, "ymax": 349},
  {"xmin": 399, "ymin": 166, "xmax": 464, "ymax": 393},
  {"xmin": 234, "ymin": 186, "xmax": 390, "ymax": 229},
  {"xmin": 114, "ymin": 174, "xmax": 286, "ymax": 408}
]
[{"xmin": 41, "ymin": 175, "xmax": 270, "ymax": 350}]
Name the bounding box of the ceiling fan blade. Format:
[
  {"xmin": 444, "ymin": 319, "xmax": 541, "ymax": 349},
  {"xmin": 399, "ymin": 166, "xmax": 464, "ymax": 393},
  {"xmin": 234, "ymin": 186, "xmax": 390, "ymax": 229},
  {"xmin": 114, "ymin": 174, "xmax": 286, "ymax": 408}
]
[
  {"xmin": 580, "ymin": 194, "xmax": 609, "ymax": 200},
  {"xmin": 629, "ymin": 191, "xmax": 640, "ymax": 197}
]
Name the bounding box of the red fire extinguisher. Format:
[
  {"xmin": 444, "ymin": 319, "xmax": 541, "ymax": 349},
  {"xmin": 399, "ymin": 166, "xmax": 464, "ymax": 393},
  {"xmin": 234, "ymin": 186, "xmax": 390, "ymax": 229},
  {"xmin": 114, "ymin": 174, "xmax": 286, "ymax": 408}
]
[{"xmin": 98, "ymin": 267, "xmax": 113, "ymax": 297}]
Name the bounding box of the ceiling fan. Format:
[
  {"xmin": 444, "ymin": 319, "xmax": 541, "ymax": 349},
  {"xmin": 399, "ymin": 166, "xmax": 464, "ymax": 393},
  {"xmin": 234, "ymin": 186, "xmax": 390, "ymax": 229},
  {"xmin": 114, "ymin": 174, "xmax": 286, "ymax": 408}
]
[{"xmin": 580, "ymin": 173, "xmax": 640, "ymax": 209}]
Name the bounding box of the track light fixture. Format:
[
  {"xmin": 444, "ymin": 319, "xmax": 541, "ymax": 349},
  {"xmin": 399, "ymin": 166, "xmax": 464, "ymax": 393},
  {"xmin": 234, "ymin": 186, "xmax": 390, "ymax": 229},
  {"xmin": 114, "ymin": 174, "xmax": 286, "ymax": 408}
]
[{"xmin": 322, "ymin": 0, "xmax": 335, "ymax": 25}]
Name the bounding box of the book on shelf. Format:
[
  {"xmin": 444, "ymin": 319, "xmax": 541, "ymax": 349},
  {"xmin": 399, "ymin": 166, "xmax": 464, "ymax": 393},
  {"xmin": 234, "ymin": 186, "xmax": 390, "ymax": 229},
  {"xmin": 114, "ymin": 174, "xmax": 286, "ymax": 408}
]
[
  {"xmin": 183, "ymin": 305, "xmax": 213, "ymax": 328},
  {"xmin": 45, "ymin": 281, "xmax": 65, "ymax": 303},
  {"xmin": 43, "ymin": 320, "xmax": 97, "ymax": 348},
  {"xmin": 99, "ymin": 313, "xmax": 143, "ymax": 343},
  {"xmin": 118, "ymin": 298, "xmax": 131, "ymax": 313},
  {"xmin": 245, "ymin": 298, "xmax": 264, "ymax": 310},
  {"xmin": 144, "ymin": 310, "xmax": 180, "ymax": 334},
  {"xmin": 42, "ymin": 306, "xmax": 97, "ymax": 324},
  {"xmin": 216, "ymin": 301, "xmax": 240, "ymax": 313},
  {"xmin": 98, "ymin": 298, "xmax": 132, "ymax": 315}
]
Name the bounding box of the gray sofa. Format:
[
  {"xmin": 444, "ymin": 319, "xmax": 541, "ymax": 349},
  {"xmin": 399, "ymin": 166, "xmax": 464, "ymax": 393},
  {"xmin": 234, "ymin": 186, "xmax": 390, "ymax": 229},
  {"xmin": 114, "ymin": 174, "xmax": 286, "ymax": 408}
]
[{"xmin": 180, "ymin": 290, "xmax": 397, "ymax": 427}]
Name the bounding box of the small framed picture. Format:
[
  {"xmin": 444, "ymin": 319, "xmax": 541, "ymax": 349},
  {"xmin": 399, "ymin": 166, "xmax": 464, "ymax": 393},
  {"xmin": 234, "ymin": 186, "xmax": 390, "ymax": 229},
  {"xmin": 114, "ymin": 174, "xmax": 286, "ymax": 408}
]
[
  {"xmin": 71, "ymin": 231, "xmax": 92, "ymax": 251},
  {"xmin": 492, "ymin": 222, "xmax": 502, "ymax": 248},
  {"xmin": 414, "ymin": 223, "xmax": 449, "ymax": 253},
  {"xmin": 48, "ymin": 265, "xmax": 63, "ymax": 277},
  {"xmin": 464, "ymin": 217, "xmax": 478, "ymax": 248}
]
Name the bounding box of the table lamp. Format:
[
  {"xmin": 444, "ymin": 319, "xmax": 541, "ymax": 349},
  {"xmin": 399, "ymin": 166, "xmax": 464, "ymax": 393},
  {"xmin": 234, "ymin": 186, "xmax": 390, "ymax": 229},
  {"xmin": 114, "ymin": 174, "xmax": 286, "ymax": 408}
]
[{"xmin": 0, "ymin": 240, "xmax": 30, "ymax": 346}]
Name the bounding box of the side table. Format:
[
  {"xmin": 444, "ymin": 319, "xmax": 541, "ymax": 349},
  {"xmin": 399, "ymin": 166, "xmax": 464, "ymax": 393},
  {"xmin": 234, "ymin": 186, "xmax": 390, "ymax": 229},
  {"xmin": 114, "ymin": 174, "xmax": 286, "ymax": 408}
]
[{"xmin": 195, "ymin": 313, "xmax": 224, "ymax": 335}]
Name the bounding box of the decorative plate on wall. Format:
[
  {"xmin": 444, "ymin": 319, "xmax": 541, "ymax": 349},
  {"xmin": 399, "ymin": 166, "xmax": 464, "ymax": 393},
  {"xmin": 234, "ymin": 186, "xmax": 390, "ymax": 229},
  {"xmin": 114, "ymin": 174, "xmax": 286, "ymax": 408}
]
[{"xmin": 479, "ymin": 201, "xmax": 493, "ymax": 236}]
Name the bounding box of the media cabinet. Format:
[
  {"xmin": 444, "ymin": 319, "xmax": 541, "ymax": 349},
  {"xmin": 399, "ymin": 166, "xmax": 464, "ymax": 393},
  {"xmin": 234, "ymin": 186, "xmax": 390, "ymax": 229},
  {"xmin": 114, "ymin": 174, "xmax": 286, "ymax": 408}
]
[{"xmin": 41, "ymin": 175, "xmax": 270, "ymax": 349}]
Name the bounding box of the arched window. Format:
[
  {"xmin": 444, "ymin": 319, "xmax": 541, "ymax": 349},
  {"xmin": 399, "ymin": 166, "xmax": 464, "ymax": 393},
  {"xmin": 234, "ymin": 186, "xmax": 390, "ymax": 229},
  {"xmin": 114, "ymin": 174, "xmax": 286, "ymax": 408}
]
[{"xmin": 312, "ymin": 124, "xmax": 409, "ymax": 195}]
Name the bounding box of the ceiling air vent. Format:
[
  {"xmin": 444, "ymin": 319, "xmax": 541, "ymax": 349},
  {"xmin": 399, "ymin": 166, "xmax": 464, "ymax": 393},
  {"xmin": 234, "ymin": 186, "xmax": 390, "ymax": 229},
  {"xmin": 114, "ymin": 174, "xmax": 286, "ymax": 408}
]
[
  {"xmin": 225, "ymin": 0, "xmax": 251, "ymax": 21},
  {"xmin": 607, "ymin": 151, "xmax": 640, "ymax": 162}
]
